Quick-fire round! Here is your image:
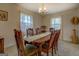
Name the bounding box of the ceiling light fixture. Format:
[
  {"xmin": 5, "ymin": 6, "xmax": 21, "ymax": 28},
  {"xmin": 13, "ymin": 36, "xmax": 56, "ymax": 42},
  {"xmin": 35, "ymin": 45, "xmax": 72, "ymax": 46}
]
[{"xmin": 39, "ymin": 3, "xmax": 47, "ymax": 16}]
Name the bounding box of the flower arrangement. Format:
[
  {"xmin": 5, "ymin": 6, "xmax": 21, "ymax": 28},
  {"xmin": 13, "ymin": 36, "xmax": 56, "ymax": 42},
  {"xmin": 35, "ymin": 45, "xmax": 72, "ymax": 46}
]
[
  {"xmin": 71, "ymin": 16, "xmax": 79, "ymax": 44},
  {"xmin": 71, "ymin": 16, "xmax": 79, "ymax": 25}
]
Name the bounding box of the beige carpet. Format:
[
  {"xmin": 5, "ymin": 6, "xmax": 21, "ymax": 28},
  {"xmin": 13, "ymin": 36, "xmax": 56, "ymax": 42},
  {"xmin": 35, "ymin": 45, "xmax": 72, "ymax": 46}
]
[{"xmin": 4, "ymin": 39, "xmax": 79, "ymax": 56}]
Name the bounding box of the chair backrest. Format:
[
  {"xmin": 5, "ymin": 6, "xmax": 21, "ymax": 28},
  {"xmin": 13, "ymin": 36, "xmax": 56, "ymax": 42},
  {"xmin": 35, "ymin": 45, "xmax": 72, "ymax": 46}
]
[
  {"xmin": 49, "ymin": 28, "xmax": 55, "ymax": 33},
  {"xmin": 48, "ymin": 32, "xmax": 57, "ymax": 49},
  {"xmin": 27, "ymin": 28, "xmax": 34, "ymax": 37},
  {"xmin": 55, "ymin": 30, "xmax": 60, "ymax": 40},
  {"xmin": 14, "ymin": 29, "xmax": 25, "ymax": 56},
  {"xmin": 57, "ymin": 30, "xmax": 61, "ymax": 40},
  {"xmin": 35, "ymin": 28, "xmax": 41, "ymax": 35},
  {"xmin": 53, "ymin": 30, "xmax": 60, "ymax": 47},
  {"xmin": 49, "ymin": 28, "xmax": 55, "ymax": 36}
]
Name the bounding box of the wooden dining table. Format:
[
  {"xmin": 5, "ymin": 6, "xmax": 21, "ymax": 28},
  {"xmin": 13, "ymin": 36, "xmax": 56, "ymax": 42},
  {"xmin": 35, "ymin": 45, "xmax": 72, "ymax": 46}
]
[{"xmin": 23, "ymin": 32, "xmax": 51, "ymax": 56}]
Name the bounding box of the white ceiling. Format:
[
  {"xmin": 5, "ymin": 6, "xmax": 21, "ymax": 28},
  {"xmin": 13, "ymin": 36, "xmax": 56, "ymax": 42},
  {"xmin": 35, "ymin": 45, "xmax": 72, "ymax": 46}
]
[{"xmin": 18, "ymin": 3, "xmax": 79, "ymax": 14}]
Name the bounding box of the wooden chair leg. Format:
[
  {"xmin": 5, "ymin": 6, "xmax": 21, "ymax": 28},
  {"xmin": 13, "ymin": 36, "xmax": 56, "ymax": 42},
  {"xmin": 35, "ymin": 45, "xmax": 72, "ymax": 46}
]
[
  {"xmin": 54, "ymin": 46, "xmax": 57, "ymax": 54},
  {"xmin": 47, "ymin": 51, "xmax": 49, "ymax": 56},
  {"xmin": 36, "ymin": 53, "xmax": 38, "ymax": 56},
  {"xmin": 36, "ymin": 51, "xmax": 38, "ymax": 56},
  {"xmin": 52, "ymin": 47, "xmax": 53, "ymax": 56},
  {"xmin": 55, "ymin": 44, "xmax": 58, "ymax": 54},
  {"xmin": 55, "ymin": 47, "xmax": 59, "ymax": 56}
]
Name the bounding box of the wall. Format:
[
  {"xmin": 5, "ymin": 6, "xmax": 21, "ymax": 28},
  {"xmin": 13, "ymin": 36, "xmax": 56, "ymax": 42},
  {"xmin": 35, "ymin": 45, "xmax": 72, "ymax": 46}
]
[
  {"xmin": 0, "ymin": 4, "xmax": 42, "ymax": 48},
  {"xmin": 42, "ymin": 8, "xmax": 79, "ymax": 41},
  {"xmin": 0, "ymin": 4, "xmax": 20, "ymax": 48}
]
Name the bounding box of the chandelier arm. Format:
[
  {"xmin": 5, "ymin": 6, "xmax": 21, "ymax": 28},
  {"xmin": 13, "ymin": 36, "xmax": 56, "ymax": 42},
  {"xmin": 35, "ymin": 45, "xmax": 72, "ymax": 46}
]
[{"xmin": 39, "ymin": 3, "xmax": 48, "ymax": 15}]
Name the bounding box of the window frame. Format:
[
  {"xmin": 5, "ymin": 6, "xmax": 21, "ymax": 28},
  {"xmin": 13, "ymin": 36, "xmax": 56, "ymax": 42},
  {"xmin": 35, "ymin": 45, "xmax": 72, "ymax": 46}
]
[
  {"xmin": 51, "ymin": 17, "xmax": 61, "ymax": 30},
  {"xmin": 20, "ymin": 13, "xmax": 33, "ymax": 35}
]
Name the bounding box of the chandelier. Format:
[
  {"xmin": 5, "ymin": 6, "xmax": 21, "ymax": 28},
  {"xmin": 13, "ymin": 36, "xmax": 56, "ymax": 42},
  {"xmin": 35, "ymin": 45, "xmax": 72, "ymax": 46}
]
[{"xmin": 39, "ymin": 3, "xmax": 47, "ymax": 15}]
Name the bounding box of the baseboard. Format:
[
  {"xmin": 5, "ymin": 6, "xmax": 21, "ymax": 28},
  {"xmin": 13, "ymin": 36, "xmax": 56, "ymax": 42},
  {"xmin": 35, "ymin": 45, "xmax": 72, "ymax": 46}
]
[{"xmin": 4, "ymin": 43, "xmax": 16, "ymax": 49}]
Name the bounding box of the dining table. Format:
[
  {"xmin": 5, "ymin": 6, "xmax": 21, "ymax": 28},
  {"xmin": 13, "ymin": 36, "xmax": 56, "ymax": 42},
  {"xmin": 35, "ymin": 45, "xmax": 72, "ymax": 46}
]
[{"xmin": 24, "ymin": 32, "xmax": 51, "ymax": 56}]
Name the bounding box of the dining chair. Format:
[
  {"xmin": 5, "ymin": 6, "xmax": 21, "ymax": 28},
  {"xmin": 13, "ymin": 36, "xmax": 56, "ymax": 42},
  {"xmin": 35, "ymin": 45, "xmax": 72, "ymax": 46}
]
[
  {"xmin": 53, "ymin": 30, "xmax": 60, "ymax": 54},
  {"xmin": 41, "ymin": 32, "xmax": 57, "ymax": 56},
  {"xmin": 35, "ymin": 28, "xmax": 41, "ymax": 35},
  {"xmin": 27, "ymin": 28, "xmax": 34, "ymax": 37},
  {"xmin": 49, "ymin": 28, "xmax": 55, "ymax": 33},
  {"xmin": 14, "ymin": 29, "xmax": 38, "ymax": 56}
]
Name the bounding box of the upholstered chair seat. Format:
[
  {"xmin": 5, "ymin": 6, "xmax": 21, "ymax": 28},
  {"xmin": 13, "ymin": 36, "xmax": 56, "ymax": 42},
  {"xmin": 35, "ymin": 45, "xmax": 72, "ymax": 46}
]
[
  {"xmin": 42, "ymin": 43, "xmax": 48, "ymax": 49},
  {"xmin": 24, "ymin": 44, "xmax": 37, "ymax": 56}
]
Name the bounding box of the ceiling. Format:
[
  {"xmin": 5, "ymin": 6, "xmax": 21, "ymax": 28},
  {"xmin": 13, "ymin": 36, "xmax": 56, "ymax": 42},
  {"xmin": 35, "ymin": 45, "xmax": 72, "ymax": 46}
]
[{"xmin": 18, "ymin": 3, "xmax": 79, "ymax": 14}]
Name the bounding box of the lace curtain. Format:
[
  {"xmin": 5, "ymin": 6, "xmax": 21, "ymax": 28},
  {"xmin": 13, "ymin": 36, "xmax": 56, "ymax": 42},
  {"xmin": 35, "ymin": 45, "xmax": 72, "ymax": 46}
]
[
  {"xmin": 51, "ymin": 17, "xmax": 61, "ymax": 30},
  {"xmin": 20, "ymin": 13, "xmax": 33, "ymax": 35}
]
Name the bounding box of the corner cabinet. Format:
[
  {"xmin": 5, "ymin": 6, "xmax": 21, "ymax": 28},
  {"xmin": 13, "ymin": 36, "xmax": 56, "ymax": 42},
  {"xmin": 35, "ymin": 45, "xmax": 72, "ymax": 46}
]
[{"xmin": 0, "ymin": 38, "xmax": 4, "ymax": 53}]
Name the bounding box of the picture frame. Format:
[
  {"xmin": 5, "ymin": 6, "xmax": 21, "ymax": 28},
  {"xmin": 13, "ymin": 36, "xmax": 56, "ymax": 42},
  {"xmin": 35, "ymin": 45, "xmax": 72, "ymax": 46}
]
[{"xmin": 0, "ymin": 10, "xmax": 8, "ymax": 21}]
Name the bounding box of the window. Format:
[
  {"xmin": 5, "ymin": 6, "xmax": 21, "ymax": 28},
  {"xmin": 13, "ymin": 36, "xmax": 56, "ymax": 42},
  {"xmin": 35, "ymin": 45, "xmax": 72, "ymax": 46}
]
[
  {"xmin": 51, "ymin": 17, "xmax": 61, "ymax": 30},
  {"xmin": 20, "ymin": 13, "xmax": 33, "ymax": 34}
]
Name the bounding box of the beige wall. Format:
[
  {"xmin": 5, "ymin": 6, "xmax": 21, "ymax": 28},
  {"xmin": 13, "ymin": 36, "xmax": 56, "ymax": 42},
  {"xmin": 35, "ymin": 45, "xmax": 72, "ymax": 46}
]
[
  {"xmin": 42, "ymin": 8, "xmax": 79, "ymax": 41},
  {"xmin": 0, "ymin": 4, "xmax": 42, "ymax": 49},
  {"xmin": 19, "ymin": 6, "xmax": 42, "ymax": 29},
  {"xmin": 0, "ymin": 4, "xmax": 20, "ymax": 48}
]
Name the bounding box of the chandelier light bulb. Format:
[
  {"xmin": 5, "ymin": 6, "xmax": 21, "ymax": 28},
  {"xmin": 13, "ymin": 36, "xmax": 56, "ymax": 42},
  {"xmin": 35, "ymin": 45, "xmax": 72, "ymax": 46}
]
[
  {"xmin": 38, "ymin": 4, "xmax": 48, "ymax": 15},
  {"xmin": 39, "ymin": 8, "xmax": 42, "ymax": 10},
  {"xmin": 44, "ymin": 7, "xmax": 46, "ymax": 10},
  {"xmin": 39, "ymin": 8, "xmax": 42, "ymax": 12}
]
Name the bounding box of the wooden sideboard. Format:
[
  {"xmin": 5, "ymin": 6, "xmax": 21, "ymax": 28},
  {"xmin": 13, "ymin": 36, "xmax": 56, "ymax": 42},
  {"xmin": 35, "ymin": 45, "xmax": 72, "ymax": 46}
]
[{"xmin": 0, "ymin": 38, "xmax": 4, "ymax": 53}]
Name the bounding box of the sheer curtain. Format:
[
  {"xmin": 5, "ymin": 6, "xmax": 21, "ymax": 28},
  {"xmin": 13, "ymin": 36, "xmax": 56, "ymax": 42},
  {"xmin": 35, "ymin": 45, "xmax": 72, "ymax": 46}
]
[
  {"xmin": 51, "ymin": 17, "xmax": 61, "ymax": 30},
  {"xmin": 20, "ymin": 13, "xmax": 33, "ymax": 35}
]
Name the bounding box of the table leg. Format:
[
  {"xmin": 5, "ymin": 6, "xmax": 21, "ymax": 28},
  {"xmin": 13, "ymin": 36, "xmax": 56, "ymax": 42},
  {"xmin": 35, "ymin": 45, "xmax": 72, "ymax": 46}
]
[{"xmin": 38, "ymin": 44, "xmax": 43, "ymax": 56}]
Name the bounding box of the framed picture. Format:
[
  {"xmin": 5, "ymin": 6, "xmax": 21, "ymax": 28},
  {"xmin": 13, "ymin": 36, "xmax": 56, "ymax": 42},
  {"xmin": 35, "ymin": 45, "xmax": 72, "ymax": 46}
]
[{"xmin": 0, "ymin": 10, "xmax": 8, "ymax": 21}]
